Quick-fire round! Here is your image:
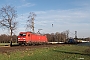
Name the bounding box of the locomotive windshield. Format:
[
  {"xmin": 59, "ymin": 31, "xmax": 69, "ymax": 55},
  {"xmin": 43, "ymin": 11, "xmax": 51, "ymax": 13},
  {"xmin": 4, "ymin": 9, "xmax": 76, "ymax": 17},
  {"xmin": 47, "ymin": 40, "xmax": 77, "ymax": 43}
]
[{"xmin": 19, "ymin": 34, "xmax": 26, "ymax": 36}]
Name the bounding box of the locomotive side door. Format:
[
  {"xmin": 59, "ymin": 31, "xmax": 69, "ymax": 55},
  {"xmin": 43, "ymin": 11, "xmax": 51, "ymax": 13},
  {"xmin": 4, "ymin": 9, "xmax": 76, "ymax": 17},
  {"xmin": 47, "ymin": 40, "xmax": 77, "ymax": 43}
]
[{"xmin": 27, "ymin": 33, "xmax": 31, "ymax": 42}]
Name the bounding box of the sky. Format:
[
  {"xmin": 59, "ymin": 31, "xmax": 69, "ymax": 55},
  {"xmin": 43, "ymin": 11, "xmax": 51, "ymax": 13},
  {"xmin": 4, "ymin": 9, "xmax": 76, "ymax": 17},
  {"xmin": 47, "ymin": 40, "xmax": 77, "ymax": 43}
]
[{"xmin": 0, "ymin": 0, "xmax": 90, "ymax": 38}]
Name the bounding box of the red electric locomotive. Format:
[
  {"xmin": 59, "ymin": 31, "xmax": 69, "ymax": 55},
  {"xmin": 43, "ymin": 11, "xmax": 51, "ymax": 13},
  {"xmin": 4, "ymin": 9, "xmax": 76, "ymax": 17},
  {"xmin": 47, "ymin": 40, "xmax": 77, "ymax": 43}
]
[{"xmin": 18, "ymin": 32, "xmax": 48, "ymax": 45}]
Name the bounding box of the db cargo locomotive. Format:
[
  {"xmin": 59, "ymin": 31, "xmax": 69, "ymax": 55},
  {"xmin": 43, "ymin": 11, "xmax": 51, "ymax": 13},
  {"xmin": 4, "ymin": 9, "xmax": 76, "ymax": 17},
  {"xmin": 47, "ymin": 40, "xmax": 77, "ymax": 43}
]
[{"xmin": 18, "ymin": 32, "xmax": 48, "ymax": 45}]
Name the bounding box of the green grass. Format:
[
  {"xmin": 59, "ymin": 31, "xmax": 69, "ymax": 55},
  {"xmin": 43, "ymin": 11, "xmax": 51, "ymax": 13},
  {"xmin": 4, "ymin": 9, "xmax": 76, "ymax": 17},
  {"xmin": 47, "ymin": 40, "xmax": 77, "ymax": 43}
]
[
  {"xmin": 0, "ymin": 45, "xmax": 90, "ymax": 60},
  {"xmin": 0, "ymin": 43, "xmax": 18, "ymax": 46}
]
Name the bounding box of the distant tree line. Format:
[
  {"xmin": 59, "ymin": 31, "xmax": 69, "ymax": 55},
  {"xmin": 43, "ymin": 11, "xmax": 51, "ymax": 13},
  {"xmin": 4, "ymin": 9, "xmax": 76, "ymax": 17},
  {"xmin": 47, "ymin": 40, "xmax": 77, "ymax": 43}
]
[
  {"xmin": 78, "ymin": 38, "xmax": 90, "ymax": 41},
  {"xmin": 45, "ymin": 32, "xmax": 90, "ymax": 42},
  {"xmin": 0, "ymin": 34, "xmax": 17, "ymax": 43},
  {"xmin": 45, "ymin": 32, "xmax": 68, "ymax": 42},
  {"xmin": 0, "ymin": 30, "xmax": 68, "ymax": 43},
  {"xmin": 85, "ymin": 38, "xmax": 90, "ymax": 41},
  {"xmin": 0, "ymin": 31, "xmax": 67, "ymax": 43}
]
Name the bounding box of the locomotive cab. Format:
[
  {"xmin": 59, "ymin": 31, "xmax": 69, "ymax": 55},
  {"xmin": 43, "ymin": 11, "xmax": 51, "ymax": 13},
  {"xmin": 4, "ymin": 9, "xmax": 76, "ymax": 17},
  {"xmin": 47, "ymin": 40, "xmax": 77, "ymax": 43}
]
[{"xmin": 18, "ymin": 32, "xmax": 27, "ymax": 45}]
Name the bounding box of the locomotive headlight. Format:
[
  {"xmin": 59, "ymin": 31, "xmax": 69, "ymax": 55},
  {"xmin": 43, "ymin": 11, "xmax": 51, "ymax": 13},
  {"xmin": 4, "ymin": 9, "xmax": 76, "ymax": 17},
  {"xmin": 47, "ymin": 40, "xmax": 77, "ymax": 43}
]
[
  {"xmin": 18, "ymin": 38, "xmax": 20, "ymax": 39},
  {"xmin": 23, "ymin": 38, "xmax": 26, "ymax": 39}
]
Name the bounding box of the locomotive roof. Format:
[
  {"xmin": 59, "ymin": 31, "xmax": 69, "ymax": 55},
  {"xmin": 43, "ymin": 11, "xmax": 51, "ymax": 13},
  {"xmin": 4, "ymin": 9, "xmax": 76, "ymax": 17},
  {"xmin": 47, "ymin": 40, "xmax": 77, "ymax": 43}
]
[
  {"xmin": 19, "ymin": 32, "xmax": 45, "ymax": 36},
  {"xmin": 20, "ymin": 31, "xmax": 34, "ymax": 34}
]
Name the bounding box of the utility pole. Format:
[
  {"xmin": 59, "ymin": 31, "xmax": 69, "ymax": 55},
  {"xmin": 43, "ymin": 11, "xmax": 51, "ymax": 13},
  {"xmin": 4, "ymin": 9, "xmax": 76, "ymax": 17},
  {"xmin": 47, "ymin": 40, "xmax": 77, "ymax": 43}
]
[
  {"xmin": 31, "ymin": 17, "xmax": 34, "ymax": 32},
  {"xmin": 75, "ymin": 31, "xmax": 77, "ymax": 39},
  {"xmin": 66, "ymin": 30, "xmax": 69, "ymax": 39}
]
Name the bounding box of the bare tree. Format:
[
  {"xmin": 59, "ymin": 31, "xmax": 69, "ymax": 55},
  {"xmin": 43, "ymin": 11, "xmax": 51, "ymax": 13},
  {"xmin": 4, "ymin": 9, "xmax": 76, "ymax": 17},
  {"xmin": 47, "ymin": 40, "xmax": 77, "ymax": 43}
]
[
  {"xmin": 26, "ymin": 12, "xmax": 36, "ymax": 32},
  {"xmin": 0, "ymin": 5, "xmax": 17, "ymax": 46},
  {"xmin": 61, "ymin": 32, "xmax": 67, "ymax": 42}
]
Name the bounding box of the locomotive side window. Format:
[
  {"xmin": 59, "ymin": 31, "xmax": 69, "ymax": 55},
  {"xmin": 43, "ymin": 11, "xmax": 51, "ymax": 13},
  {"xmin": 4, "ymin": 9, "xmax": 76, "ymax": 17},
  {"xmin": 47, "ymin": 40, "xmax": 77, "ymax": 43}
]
[
  {"xmin": 19, "ymin": 34, "xmax": 26, "ymax": 36},
  {"xmin": 28, "ymin": 34, "xmax": 30, "ymax": 36}
]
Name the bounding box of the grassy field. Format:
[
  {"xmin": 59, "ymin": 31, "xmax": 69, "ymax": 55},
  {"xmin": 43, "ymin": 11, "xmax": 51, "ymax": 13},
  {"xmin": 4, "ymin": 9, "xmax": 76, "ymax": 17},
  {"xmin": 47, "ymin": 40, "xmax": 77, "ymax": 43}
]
[
  {"xmin": 0, "ymin": 43, "xmax": 18, "ymax": 46},
  {"xmin": 0, "ymin": 45, "xmax": 90, "ymax": 60}
]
